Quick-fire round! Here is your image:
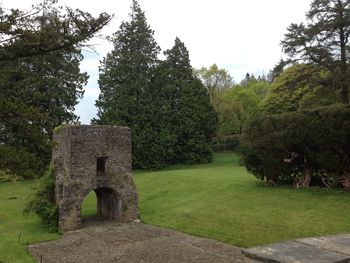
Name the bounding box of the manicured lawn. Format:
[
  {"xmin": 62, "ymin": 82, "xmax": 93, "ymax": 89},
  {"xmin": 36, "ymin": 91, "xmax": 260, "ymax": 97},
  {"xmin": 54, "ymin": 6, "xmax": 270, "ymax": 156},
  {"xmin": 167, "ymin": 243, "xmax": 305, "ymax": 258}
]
[
  {"xmin": 1, "ymin": 152, "xmax": 350, "ymax": 262},
  {"xmin": 134, "ymin": 153, "xmax": 350, "ymax": 247},
  {"xmin": 0, "ymin": 181, "xmax": 60, "ymax": 263}
]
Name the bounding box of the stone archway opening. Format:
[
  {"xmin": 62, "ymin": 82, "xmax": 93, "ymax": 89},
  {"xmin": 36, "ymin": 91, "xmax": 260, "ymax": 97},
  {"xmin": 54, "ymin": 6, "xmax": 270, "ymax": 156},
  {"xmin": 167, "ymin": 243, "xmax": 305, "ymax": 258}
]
[
  {"xmin": 95, "ymin": 187, "xmax": 120, "ymax": 220},
  {"xmin": 80, "ymin": 187, "xmax": 120, "ymax": 224},
  {"xmin": 81, "ymin": 191, "xmax": 97, "ymax": 222}
]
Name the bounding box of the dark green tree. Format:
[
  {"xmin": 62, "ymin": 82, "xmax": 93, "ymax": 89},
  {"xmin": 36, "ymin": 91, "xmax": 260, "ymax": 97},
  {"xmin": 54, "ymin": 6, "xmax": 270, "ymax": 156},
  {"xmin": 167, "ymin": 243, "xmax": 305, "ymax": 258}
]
[
  {"xmin": 95, "ymin": 0, "xmax": 161, "ymax": 168},
  {"xmin": 95, "ymin": 3, "xmax": 216, "ymax": 167},
  {"xmin": 0, "ymin": 0, "xmax": 111, "ymax": 61},
  {"xmin": 0, "ymin": 47, "xmax": 87, "ymax": 178},
  {"xmin": 0, "ymin": 1, "xmax": 111, "ymax": 178},
  {"xmin": 282, "ymin": 0, "xmax": 350, "ymax": 103},
  {"xmin": 157, "ymin": 38, "xmax": 217, "ymax": 164},
  {"xmin": 240, "ymin": 105, "xmax": 350, "ymax": 189}
]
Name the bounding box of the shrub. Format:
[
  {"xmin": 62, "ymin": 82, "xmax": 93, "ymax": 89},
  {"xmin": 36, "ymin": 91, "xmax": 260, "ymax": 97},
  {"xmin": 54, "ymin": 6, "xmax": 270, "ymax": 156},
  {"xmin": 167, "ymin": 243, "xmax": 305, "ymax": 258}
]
[
  {"xmin": 0, "ymin": 144, "xmax": 46, "ymax": 179},
  {"xmin": 25, "ymin": 167, "xmax": 58, "ymax": 231},
  {"xmin": 212, "ymin": 135, "xmax": 241, "ymax": 152},
  {"xmin": 240, "ymin": 105, "xmax": 350, "ymax": 188},
  {"xmin": 0, "ymin": 169, "xmax": 21, "ymax": 183}
]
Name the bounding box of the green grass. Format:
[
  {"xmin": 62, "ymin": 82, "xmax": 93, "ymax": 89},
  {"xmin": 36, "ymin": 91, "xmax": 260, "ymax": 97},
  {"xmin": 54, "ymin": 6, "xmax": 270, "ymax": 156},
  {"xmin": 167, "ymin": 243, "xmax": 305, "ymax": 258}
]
[
  {"xmin": 0, "ymin": 181, "xmax": 60, "ymax": 263},
  {"xmin": 134, "ymin": 153, "xmax": 350, "ymax": 247},
  {"xmin": 81, "ymin": 191, "xmax": 97, "ymax": 217},
  {"xmin": 1, "ymin": 152, "xmax": 350, "ymax": 262}
]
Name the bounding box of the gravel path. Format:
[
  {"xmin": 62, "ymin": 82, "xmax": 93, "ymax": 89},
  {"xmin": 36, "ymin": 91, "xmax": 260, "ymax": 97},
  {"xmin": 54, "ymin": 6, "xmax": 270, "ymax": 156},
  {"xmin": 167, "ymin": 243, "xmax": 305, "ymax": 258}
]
[{"xmin": 29, "ymin": 222, "xmax": 245, "ymax": 263}]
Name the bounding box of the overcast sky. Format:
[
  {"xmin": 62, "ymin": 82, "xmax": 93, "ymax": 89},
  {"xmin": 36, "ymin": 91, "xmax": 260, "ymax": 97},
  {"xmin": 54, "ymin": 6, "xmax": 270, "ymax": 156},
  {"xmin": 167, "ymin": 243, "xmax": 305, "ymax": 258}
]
[{"xmin": 4, "ymin": 0, "xmax": 312, "ymax": 124}]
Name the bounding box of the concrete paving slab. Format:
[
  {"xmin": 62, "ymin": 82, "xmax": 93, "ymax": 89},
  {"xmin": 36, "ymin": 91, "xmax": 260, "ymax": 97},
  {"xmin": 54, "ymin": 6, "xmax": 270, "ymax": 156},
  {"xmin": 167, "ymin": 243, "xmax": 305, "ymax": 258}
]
[
  {"xmin": 242, "ymin": 240, "xmax": 350, "ymax": 263},
  {"xmin": 297, "ymin": 235, "xmax": 350, "ymax": 256}
]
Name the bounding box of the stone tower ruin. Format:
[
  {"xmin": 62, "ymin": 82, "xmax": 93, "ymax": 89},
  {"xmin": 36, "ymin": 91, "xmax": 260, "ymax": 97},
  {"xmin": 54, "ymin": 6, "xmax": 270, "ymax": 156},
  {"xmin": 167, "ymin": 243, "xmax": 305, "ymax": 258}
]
[{"xmin": 52, "ymin": 125, "xmax": 138, "ymax": 231}]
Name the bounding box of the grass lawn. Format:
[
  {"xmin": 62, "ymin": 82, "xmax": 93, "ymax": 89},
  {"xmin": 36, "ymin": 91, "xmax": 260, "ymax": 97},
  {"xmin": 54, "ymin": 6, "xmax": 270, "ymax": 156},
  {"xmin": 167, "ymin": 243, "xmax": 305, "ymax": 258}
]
[
  {"xmin": 0, "ymin": 181, "xmax": 60, "ymax": 263},
  {"xmin": 134, "ymin": 153, "xmax": 350, "ymax": 247},
  {"xmin": 2, "ymin": 153, "xmax": 350, "ymax": 262}
]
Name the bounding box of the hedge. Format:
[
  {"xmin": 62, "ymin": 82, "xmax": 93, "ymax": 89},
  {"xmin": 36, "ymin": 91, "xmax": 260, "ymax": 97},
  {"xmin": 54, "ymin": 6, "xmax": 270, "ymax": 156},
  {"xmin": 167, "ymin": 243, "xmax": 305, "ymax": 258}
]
[
  {"xmin": 212, "ymin": 135, "xmax": 241, "ymax": 152},
  {"xmin": 240, "ymin": 104, "xmax": 350, "ymax": 189}
]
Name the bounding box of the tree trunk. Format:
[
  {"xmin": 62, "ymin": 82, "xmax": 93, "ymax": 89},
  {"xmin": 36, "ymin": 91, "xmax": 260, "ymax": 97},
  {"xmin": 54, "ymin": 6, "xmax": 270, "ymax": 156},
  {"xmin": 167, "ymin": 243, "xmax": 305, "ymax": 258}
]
[
  {"xmin": 294, "ymin": 166, "xmax": 312, "ymax": 188},
  {"xmin": 264, "ymin": 168, "xmax": 277, "ymax": 186},
  {"xmin": 340, "ymin": 167, "xmax": 350, "ymax": 190},
  {"xmin": 339, "ymin": 25, "xmax": 349, "ymax": 104}
]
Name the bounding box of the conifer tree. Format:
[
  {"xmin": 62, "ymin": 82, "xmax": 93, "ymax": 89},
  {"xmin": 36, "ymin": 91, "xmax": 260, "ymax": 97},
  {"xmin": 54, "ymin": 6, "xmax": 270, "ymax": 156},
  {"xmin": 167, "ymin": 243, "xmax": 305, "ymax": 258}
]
[
  {"xmin": 156, "ymin": 38, "xmax": 217, "ymax": 164},
  {"xmin": 282, "ymin": 0, "xmax": 350, "ymax": 103},
  {"xmin": 0, "ymin": 0, "xmax": 111, "ymax": 62},
  {"xmin": 95, "ymin": 0, "xmax": 161, "ymax": 168},
  {"xmin": 0, "ymin": 46, "xmax": 87, "ymax": 179},
  {"xmin": 0, "ymin": 2, "xmax": 108, "ymax": 178},
  {"xmin": 96, "ymin": 4, "xmax": 216, "ymax": 167}
]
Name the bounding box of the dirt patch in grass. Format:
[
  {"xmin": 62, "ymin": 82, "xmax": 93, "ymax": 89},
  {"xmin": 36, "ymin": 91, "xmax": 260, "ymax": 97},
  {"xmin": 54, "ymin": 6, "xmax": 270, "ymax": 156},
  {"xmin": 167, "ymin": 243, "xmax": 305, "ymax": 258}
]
[{"xmin": 29, "ymin": 222, "xmax": 244, "ymax": 263}]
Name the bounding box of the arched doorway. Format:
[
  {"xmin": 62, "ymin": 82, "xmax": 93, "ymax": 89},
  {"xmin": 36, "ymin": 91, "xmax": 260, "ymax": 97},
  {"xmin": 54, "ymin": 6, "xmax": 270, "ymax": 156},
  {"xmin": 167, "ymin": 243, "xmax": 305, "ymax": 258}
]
[
  {"xmin": 80, "ymin": 187, "xmax": 120, "ymax": 223},
  {"xmin": 95, "ymin": 187, "xmax": 120, "ymax": 219},
  {"xmin": 81, "ymin": 191, "xmax": 97, "ymax": 222}
]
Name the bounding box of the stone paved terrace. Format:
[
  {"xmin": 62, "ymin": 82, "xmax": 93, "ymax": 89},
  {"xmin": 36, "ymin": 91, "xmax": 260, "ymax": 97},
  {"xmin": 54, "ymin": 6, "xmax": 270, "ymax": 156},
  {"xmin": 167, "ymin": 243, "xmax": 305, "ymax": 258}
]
[
  {"xmin": 243, "ymin": 234, "xmax": 350, "ymax": 263},
  {"xmin": 29, "ymin": 222, "xmax": 245, "ymax": 263}
]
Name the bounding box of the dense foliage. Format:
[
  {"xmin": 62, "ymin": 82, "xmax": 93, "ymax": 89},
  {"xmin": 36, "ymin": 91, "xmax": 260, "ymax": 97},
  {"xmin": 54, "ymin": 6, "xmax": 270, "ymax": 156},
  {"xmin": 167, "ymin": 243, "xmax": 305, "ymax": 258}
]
[
  {"xmin": 155, "ymin": 38, "xmax": 217, "ymax": 164},
  {"xmin": 240, "ymin": 105, "xmax": 350, "ymax": 189},
  {"xmin": 194, "ymin": 64, "xmax": 234, "ymax": 103},
  {"xmin": 0, "ymin": 0, "xmax": 111, "ymax": 61},
  {"xmin": 25, "ymin": 167, "xmax": 58, "ymax": 231},
  {"xmin": 282, "ymin": 0, "xmax": 350, "ymax": 103},
  {"xmin": 194, "ymin": 64, "xmax": 271, "ymax": 152},
  {"xmin": 223, "ymin": 78, "xmax": 269, "ymax": 134},
  {"xmin": 95, "ymin": 1, "xmax": 217, "ymax": 168},
  {"xmin": 0, "ymin": 47, "xmax": 87, "ymax": 178},
  {"xmin": 210, "ymin": 78, "xmax": 269, "ymax": 152},
  {"xmin": 95, "ymin": 0, "xmax": 161, "ymax": 168},
  {"xmin": 0, "ymin": 1, "xmax": 110, "ymax": 178},
  {"xmin": 212, "ymin": 135, "xmax": 241, "ymax": 152},
  {"xmin": 262, "ymin": 64, "xmax": 338, "ymax": 114},
  {"xmin": 239, "ymin": 0, "xmax": 350, "ymax": 187}
]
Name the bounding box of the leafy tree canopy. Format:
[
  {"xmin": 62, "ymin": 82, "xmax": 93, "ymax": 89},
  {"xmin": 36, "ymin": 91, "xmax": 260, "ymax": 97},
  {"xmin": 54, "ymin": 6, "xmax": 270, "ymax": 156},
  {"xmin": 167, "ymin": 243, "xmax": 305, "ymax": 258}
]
[
  {"xmin": 282, "ymin": 0, "xmax": 350, "ymax": 103},
  {"xmin": 262, "ymin": 64, "xmax": 339, "ymax": 114},
  {"xmin": 0, "ymin": 1, "xmax": 111, "ymax": 178},
  {"xmin": 214, "ymin": 79, "xmax": 270, "ymax": 136},
  {"xmin": 194, "ymin": 64, "xmax": 234, "ymax": 103},
  {"xmin": 0, "ymin": 0, "xmax": 112, "ymax": 61}
]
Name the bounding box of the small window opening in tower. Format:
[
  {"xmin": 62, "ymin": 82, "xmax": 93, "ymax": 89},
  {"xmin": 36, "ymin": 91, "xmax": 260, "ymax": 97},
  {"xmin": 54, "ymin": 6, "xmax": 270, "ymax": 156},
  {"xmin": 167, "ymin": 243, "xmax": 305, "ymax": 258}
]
[{"xmin": 97, "ymin": 157, "xmax": 108, "ymax": 176}]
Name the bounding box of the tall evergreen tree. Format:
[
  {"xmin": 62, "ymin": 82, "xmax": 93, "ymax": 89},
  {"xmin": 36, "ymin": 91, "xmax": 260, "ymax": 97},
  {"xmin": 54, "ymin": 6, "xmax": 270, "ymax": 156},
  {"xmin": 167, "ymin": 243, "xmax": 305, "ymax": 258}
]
[
  {"xmin": 282, "ymin": 0, "xmax": 350, "ymax": 103},
  {"xmin": 0, "ymin": 4, "xmax": 100, "ymax": 178},
  {"xmin": 95, "ymin": 0, "xmax": 161, "ymax": 168},
  {"xmin": 156, "ymin": 38, "xmax": 217, "ymax": 164},
  {"xmin": 0, "ymin": 0, "xmax": 111, "ymax": 61}
]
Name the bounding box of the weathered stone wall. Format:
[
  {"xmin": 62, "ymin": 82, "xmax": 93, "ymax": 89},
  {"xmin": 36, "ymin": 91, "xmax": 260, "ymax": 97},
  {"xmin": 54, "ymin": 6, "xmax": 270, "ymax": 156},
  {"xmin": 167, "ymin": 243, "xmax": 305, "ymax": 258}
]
[{"xmin": 52, "ymin": 125, "xmax": 138, "ymax": 231}]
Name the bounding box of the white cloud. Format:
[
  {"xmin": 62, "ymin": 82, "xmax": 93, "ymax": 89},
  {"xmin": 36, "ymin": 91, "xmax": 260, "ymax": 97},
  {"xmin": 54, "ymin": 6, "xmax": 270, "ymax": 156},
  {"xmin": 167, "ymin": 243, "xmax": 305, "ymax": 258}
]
[
  {"xmin": 3, "ymin": 0, "xmax": 312, "ymax": 124},
  {"xmin": 75, "ymin": 85, "xmax": 99, "ymax": 124}
]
